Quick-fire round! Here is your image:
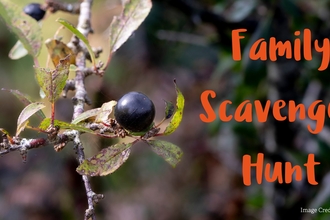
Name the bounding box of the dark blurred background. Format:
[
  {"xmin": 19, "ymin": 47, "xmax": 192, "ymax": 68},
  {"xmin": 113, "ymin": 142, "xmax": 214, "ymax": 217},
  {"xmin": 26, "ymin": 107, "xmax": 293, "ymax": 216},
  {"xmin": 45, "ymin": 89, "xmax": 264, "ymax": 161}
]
[{"xmin": 1, "ymin": 0, "xmax": 330, "ymax": 219}]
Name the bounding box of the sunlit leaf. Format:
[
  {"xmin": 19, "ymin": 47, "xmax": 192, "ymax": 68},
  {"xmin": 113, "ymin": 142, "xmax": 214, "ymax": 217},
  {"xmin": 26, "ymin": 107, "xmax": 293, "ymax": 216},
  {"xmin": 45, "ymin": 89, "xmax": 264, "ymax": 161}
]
[
  {"xmin": 9, "ymin": 40, "xmax": 28, "ymax": 60},
  {"xmin": 16, "ymin": 102, "xmax": 46, "ymax": 136},
  {"xmin": 148, "ymin": 140, "xmax": 183, "ymax": 167},
  {"xmin": 163, "ymin": 81, "xmax": 184, "ymax": 135},
  {"xmin": 107, "ymin": 0, "xmax": 152, "ymax": 59},
  {"xmin": 76, "ymin": 143, "xmax": 132, "ymax": 176},
  {"xmin": 1, "ymin": 88, "xmax": 46, "ymax": 119},
  {"xmin": 164, "ymin": 100, "xmax": 175, "ymax": 119},
  {"xmin": 34, "ymin": 55, "xmax": 70, "ymax": 103},
  {"xmin": 71, "ymin": 108, "xmax": 101, "ymax": 124},
  {"xmin": 94, "ymin": 101, "xmax": 117, "ymax": 123},
  {"xmin": 56, "ymin": 18, "xmax": 96, "ymax": 67},
  {"xmin": 39, "ymin": 118, "xmax": 94, "ymax": 133},
  {"xmin": 0, "ymin": 0, "xmax": 42, "ymax": 57}
]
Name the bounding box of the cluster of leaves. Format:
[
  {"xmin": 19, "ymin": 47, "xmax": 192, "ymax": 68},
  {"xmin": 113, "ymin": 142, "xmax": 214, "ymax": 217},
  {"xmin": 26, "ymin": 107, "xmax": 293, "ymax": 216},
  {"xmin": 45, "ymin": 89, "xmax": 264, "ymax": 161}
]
[{"xmin": 0, "ymin": 0, "xmax": 184, "ymax": 177}]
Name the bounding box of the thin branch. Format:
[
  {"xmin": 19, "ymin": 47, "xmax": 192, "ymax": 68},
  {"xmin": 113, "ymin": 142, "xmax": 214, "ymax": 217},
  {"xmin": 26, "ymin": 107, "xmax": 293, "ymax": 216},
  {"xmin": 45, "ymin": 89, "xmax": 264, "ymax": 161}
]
[{"xmin": 69, "ymin": 1, "xmax": 104, "ymax": 219}]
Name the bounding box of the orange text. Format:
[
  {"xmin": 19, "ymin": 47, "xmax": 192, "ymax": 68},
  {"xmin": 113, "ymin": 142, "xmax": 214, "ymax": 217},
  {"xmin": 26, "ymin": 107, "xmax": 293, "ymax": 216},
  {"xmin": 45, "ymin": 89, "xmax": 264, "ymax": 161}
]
[
  {"xmin": 200, "ymin": 90, "xmax": 327, "ymax": 134},
  {"xmin": 232, "ymin": 28, "xmax": 329, "ymax": 71},
  {"xmin": 242, "ymin": 153, "xmax": 320, "ymax": 186}
]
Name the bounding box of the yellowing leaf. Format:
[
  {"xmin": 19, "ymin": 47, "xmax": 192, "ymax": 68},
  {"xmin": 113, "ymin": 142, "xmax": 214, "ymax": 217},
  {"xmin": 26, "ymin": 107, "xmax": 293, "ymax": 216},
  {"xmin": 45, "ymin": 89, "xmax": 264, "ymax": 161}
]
[
  {"xmin": 0, "ymin": 0, "xmax": 42, "ymax": 57},
  {"xmin": 106, "ymin": 0, "xmax": 152, "ymax": 66},
  {"xmin": 16, "ymin": 102, "xmax": 46, "ymax": 136},
  {"xmin": 164, "ymin": 81, "xmax": 184, "ymax": 135},
  {"xmin": 45, "ymin": 38, "xmax": 76, "ymax": 67},
  {"xmin": 76, "ymin": 143, "xmax": 132, "ymax": 176}
]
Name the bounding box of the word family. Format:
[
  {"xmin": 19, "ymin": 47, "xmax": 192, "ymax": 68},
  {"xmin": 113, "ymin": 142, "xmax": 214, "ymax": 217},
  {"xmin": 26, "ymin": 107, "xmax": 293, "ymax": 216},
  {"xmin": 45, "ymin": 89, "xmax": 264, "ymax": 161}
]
[{"xmin": 232, "ymin": 28, "xmax": 330, "ymax": 71}]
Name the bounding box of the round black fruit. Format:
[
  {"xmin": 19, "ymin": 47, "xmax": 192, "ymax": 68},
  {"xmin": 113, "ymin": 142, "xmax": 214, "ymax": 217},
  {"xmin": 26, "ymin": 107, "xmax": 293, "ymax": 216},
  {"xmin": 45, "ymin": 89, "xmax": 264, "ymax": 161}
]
[
  {"xmin": 115, "ymin": 92, "xmax": 155, "ymax": 132},
  {"xmin": 24, "ymin": 3, "xmax": 46, "ymax": 21}
]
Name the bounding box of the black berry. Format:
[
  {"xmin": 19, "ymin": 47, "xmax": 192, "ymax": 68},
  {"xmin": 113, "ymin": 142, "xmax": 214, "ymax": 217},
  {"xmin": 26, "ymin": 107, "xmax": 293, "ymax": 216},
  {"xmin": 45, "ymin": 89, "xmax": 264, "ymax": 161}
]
[
  {"xmin": 23, "ymin": 3, "xmax": 46, "ymax": 21},
  {"xmin": 114, "ymin": 92, "xmax": 155, "ymax": 132}
]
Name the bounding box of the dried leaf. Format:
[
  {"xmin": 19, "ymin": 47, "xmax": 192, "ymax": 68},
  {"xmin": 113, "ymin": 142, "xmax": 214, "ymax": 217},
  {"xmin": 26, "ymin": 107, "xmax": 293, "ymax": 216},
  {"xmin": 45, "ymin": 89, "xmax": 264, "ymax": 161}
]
[
  {"xmin": 56, "ymin": 18, "xmax": 96, "ymax": 67},
  {"xmin": 76, "ymin": 143, "xmax": 132, "ymax": 176},
  {"xmin": 94, "ymin": 101, "xmax": 117, "ymax": 123},
  {"xmin": 45, "ymin": 38, "xmax": 76, "ymax": 67}
]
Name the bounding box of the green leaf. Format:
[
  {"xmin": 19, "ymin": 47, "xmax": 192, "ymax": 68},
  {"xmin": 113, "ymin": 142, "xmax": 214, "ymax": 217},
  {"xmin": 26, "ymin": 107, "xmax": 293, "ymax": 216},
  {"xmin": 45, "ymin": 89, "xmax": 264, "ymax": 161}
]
[
  {"xmin": 56, "ymin": 18, "xmax": 96, "ymax": 67},
  {"xmin": 9, "ymin": 40, "xmax": 28, "ymax": 60},
  {"xmin": 71, "ymin": 108, "xmax": 101, "ymax": 124},
  {"xmin": 1, "ymin": 88, "xmax": 46, "ymax": 119},
  {"xmin": 164, "ymin": 100, "xmax": 175, "ymax": 120},
  {"xmin": 94, "ymin": 100, "xmax": 117, "ymax": 123},
  {"xmin": 39, "ymin": 118, "xmax": 94, "ymax": 133},
  {"xmin": 108, "ymin": 0, "xmax": 152, "ymax": 55},
  {"xmin": 163, "ymin": 81, "xmax": 185, "ymax": 135},
  {"xmin": 147, "ymin": 140, "xmax": 183, "ymax": 167},
  {"xmin": 76, "ymin": 143, "xmax": 132, "ymax": 176},
  {"xmin": 34, "ymin": 55, "xmax": 70, "ymax": 103},
  {"xmin": 17, "ymin": 102, "xmax": 46, "ymax": 136},
  {"xmin": 0, "ymin": 0, "xmax": 42, "ymax": 57}
]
